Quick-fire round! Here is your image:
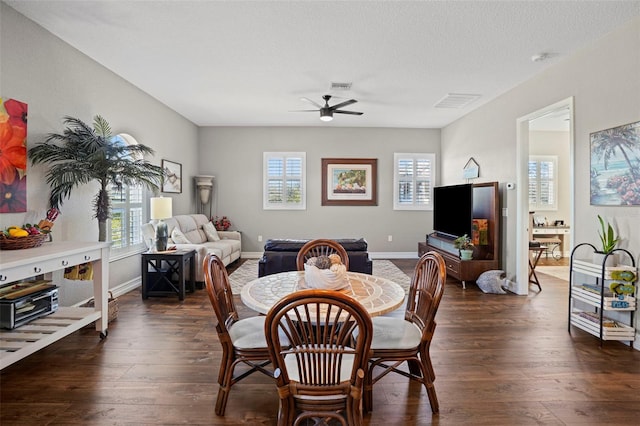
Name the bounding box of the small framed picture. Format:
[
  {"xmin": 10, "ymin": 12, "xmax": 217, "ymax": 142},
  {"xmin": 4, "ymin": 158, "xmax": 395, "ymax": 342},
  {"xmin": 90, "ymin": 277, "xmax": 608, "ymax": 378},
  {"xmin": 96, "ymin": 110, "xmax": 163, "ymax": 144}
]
[{"xmin": 161, "ymin": 159, "xmax": 182, "ymax": 193}]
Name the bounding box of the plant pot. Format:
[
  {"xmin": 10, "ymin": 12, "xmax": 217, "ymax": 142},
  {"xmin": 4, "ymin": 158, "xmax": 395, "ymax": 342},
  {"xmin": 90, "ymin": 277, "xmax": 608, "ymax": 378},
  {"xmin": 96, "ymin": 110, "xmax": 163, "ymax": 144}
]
[
  {"xmin": 592, "ymin": 251, "xmax": 618, "ymax": 267},
  {"xmin": 460, "ymin": 249, "xmax": 473, "ymax": 260}
]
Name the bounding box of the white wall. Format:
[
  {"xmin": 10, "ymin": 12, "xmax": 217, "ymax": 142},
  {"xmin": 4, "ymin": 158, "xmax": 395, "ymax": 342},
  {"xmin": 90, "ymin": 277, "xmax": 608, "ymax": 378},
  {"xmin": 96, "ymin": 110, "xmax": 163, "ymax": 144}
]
[
  {"xmin": 1, "ymin": 4, "xmax": 199, "ymax": 299},
  {"xmin": 198, "ymin": 126, "xmax": 441, "ymax": 254},
  {"xmin": 441, "ymin": 17, "xmax": 640, "ymax": 347}
]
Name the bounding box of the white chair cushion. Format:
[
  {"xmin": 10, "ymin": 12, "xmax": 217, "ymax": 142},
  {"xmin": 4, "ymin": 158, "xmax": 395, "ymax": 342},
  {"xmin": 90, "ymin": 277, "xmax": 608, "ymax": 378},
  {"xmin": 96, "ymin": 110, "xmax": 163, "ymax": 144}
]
[
  {"xmin": 370, "ymin": 317, "xmax": 421, "ymax": 350},
  {"xmin": 228, "ymin": 316, "xmax": 268, "ymax": 349},
  {"xmin": 203, "ymin": 221, "xmax": 221, "ymax": 242}
]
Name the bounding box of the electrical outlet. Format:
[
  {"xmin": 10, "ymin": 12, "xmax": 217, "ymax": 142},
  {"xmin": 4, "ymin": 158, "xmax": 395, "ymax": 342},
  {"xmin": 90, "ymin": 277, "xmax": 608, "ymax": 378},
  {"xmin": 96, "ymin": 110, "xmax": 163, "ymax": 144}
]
[
  {"xmin": 388, "ymin": 235, "xmax": 393, "ymax": 242},
  {"xmin": 258, "ymin": 235, "xmax": 263, "ymax": 242},
  {"xmin": 502, "ymin": 208, "xmax": 508, "ymax": 217}
]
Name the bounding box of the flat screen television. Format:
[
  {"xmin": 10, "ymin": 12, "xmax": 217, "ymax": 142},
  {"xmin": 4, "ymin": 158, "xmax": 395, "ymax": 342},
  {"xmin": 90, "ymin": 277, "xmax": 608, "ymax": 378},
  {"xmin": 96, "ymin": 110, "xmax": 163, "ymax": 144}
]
[{"xmin": 433, "ymin": 183, "xmax": 473, "ymax": 239}]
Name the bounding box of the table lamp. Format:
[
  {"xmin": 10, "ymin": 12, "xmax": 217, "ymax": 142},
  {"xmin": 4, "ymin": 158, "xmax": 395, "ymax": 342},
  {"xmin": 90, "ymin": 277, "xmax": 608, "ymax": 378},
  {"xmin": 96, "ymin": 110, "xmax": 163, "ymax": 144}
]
[{"xmin": 150, "ymin": 197, "xmax": 172, "ymax": 252}]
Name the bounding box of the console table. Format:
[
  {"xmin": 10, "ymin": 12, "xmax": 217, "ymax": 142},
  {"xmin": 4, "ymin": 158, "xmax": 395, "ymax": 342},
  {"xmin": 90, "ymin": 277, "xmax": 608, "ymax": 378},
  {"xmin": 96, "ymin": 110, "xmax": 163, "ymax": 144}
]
[
  {"xmin": 532, "ymin": 225, "xmax": 570, "ymax": 258},
  {"xmin": 0, "ymin": 241, "xmax": 110, "ymax": 370}
]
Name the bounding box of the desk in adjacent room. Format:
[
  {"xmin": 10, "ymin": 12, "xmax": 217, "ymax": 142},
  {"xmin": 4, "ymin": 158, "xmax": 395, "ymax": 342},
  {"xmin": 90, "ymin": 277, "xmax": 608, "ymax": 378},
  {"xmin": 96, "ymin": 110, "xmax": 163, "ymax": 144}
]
[{"xmin": 532, "ymin": 225, "xmax": 570, "ymax": 258}]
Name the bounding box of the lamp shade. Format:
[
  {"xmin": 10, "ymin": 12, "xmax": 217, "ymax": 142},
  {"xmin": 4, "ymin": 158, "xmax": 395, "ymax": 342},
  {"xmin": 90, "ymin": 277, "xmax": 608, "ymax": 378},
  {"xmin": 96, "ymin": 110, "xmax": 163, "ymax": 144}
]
[{"xmin": 150, "ymin": 197, "xmax": 172, "ymax": 220}]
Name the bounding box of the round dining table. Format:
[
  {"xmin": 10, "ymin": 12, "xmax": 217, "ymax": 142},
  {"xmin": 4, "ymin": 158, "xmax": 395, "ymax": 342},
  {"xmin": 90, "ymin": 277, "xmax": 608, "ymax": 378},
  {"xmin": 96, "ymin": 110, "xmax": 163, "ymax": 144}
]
[{"xmin": 241, "ymin": 270, "xmax": 406, "ymax": 317}]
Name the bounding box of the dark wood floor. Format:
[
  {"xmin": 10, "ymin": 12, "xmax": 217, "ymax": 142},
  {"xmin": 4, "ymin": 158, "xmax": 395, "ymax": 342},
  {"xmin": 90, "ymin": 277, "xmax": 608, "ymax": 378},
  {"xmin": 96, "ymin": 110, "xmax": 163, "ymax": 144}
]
[{"xmin": 2, "ymin": 258, "xmax": 639, "ymax": 425}]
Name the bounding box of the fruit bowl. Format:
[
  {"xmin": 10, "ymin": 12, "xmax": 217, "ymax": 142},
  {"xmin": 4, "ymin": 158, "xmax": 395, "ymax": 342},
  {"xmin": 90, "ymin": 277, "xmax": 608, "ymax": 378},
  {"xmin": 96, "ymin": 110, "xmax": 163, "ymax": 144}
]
[{"xmin": 0, "ymin": 233, "xmax": 48, "ymax": 250}]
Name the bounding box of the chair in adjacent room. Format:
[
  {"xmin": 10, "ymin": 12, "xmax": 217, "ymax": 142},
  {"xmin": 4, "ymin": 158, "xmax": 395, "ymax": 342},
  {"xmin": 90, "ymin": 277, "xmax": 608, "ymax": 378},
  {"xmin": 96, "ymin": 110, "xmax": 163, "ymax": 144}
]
[
  {"xmin": 295, "ymin": 238, "xmax": 350, "ymax": 270},
  {"xmin": 364, "ymin": 251, "xmax": 447, "ymax": 414},
  {"xmin": 265, "ymin": 289, "xmax": 373, "ymax": 426},
  {"xmin": 203, "ymin": 253, "xmax": 274, "ymax": 416}
]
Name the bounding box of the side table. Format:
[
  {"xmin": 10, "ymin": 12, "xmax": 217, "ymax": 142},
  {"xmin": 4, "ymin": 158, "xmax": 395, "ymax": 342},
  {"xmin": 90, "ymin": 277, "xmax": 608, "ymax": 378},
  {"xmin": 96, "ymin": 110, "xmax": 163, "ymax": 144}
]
[{"xmin": 141, "ymin": 249, "xmax": 196, "ymax": 300}]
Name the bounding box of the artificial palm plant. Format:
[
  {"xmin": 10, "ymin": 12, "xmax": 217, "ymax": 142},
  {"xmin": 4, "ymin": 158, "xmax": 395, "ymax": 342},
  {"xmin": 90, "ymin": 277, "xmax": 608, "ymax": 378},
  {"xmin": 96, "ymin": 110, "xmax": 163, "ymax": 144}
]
[{"xmin": 29, "ymin": 115, "xmax": 163, "ymax": 242}]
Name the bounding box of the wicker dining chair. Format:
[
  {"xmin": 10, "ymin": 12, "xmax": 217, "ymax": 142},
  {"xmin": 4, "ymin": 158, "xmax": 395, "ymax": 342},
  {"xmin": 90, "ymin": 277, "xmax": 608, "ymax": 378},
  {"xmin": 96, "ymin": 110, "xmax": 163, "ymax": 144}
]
[
  {"xmin": 364, "ymin": 251, "xmax": 446, "ymax": 414},
  {"xmin": 295, "ymin": 239, "xmax": 350, "ymax": 271},
  {"xmin": 265, "ymin": 289, "xmax": 373, "ymax": 426},
  {"xmin": 203, "ymin": 253, "xmax": 274, "ymax": 416}
]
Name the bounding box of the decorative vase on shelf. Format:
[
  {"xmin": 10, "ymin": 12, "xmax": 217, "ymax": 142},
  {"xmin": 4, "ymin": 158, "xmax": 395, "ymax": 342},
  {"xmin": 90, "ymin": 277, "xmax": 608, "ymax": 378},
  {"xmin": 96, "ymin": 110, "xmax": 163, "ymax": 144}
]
[
  {"xmin": 460, "ymin": 249, "xmax": 473, "ymax": 260},
  {"xmin": 592, "ymin": 251, "xmax": 618, "ymax": 267}
]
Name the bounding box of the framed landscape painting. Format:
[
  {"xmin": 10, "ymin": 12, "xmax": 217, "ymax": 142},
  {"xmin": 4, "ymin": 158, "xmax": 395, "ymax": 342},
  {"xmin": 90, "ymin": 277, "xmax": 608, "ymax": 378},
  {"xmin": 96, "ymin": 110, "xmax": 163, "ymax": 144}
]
[
  {"xmin": 590, "ymin": 121, "xmax": 640, "ymax": 205},
  {"xmin": 321, "ymin": 158, "xmax": 377, "ymax": 206},
  {"xmin": 162, "ymin": 159, "xmax": 182, "ymax": 193}
]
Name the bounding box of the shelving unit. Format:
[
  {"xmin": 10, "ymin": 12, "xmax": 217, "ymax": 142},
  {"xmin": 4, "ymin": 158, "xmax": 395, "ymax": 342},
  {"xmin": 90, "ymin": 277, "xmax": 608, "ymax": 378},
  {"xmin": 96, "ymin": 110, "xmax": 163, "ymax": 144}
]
[
  {"xmin": 569, "ymin": 243, "xmax": 637, "ymax": 347},
  {"xmin": 0, "ymin": 241, "xmax": 110, "ymax": 369}
]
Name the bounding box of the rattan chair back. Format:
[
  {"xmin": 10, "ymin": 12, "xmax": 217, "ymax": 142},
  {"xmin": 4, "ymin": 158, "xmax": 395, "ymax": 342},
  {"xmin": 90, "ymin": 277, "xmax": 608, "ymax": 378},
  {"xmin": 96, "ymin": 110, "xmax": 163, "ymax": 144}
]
[
  {"xmin": 203, "ymin": 254, "xmax": 273, "ymax": 416},
  {"xmin": 265, "ymin": 289, "xmax": 373, "ymax": 426},
  {"xmin": 295, "ymin": 239, "xmax": 350, "ymax": 271},
  {"xmin": 364, "ymin": 251, "xmax": 446, "ymax": 414}
]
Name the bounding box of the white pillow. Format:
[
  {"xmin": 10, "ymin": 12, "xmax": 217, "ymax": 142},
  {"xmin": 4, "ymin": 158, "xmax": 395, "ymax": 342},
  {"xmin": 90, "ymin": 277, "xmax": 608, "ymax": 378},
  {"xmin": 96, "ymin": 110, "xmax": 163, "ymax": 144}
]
[
  {"xmin": 171, "ymin": 228, "xmax": 191, "ymax": 244},
  {"xmin": 203, "ymin": 221, "xmax": 221, "ymax": 242},
  {"xmin": 476, "ymin": 270, "xmax": 507, "ymax": 294}
]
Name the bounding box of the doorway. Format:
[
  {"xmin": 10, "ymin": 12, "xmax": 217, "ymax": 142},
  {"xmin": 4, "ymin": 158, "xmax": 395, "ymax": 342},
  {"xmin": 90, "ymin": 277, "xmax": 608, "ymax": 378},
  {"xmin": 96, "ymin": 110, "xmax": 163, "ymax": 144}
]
[{"xmin": 515, "ymin": 97, "xmax": 575, "ymax": 295}]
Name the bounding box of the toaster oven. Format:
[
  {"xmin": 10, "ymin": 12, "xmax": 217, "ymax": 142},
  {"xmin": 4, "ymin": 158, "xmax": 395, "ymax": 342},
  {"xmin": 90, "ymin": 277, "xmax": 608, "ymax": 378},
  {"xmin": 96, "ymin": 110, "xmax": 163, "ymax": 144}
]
[{"xmin": 0, "ymin": 281, "xmax": 59, "ymax": 329}]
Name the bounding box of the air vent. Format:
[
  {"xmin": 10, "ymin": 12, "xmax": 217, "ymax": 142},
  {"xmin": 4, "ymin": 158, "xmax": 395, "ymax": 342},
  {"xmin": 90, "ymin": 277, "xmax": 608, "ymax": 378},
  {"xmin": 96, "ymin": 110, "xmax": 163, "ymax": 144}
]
[
  {"xmin": 330, "ymin": 82, "xmax": 352, "ymax": 91},
  {"xmin": 434, "ymin": 93, "xmax": 481, "ymax": 109}
]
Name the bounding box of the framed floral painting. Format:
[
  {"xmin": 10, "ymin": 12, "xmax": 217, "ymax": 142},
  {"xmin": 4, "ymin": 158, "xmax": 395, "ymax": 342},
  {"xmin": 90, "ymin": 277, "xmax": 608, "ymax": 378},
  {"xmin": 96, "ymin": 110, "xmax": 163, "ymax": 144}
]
[
  {"xmin": 0, "ymin": 97, "xmax": 28, "ymax": 213},
  {"xmin": 590, "ymin": 121, "xmax": 640, "ymax": 205},
  {"xmin": 321, "ymin": 158, "xmax": 377, "ymax": 206}
]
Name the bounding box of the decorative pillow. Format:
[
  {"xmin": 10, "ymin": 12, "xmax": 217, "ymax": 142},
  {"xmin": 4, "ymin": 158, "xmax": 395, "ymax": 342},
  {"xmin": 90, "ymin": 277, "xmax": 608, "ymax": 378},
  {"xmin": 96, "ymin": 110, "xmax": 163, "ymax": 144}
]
[
  {"xmin": 171, "ymin": 228, "xmax": 191, "ymax": 244},
  {"xmin": 476, "ymin": 270, "xmax": 507, "ymax": 294},
  {"xmin": 203, "ymin": 221, "xmax": 221, "ymax": 242}
]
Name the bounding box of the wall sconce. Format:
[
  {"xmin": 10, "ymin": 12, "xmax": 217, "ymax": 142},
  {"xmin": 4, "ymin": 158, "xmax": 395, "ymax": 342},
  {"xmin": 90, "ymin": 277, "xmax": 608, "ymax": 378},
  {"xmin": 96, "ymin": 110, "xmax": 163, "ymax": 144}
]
[{"xmin": 150, "ymin": 196, "xmax": 172, "ymax": 251}]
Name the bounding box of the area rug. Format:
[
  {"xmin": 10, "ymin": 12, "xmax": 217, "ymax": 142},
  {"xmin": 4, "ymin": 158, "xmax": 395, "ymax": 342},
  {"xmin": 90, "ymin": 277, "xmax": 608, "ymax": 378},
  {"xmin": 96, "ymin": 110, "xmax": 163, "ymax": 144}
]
[
  {"xmin": 536, "ymin": 265, "xmax": 570, "ymax": 282},
  {"xmin": 228, "ymin": 259, "xmax": 411, "ymax": 295}
]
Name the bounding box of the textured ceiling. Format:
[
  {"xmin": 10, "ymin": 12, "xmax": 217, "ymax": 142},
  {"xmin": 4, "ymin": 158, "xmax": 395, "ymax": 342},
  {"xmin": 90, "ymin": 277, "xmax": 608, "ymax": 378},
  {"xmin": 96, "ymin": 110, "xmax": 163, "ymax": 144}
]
[{"xmin": 6, "ymin": 0, "xmax": 640, "ymax": 128}]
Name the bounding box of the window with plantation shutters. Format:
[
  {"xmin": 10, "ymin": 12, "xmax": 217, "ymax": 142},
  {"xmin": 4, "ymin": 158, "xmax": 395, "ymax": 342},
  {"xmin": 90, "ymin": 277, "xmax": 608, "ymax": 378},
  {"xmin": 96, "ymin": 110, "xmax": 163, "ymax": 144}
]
[
  {"xmin": 109, "ymin": 134, "xmax": 147, "ymax": 256},
  {"xmin": 528, "ymin": 155, "xmax": 558, "ymax": 211},
  {"xmin": 263, "ymin": 152, "xmax": 306, "ymax": 210},
  {"xmin": 393, "ymin": 153, "xmax": 436, "ymax": 210}
]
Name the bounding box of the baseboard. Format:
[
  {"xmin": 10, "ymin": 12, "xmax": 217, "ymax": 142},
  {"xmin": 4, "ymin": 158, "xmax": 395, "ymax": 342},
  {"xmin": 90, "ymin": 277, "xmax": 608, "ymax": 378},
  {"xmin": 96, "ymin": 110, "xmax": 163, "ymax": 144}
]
[{"xmin": 72, "ymin": 277, "xmax": 141, "ymax": 307}]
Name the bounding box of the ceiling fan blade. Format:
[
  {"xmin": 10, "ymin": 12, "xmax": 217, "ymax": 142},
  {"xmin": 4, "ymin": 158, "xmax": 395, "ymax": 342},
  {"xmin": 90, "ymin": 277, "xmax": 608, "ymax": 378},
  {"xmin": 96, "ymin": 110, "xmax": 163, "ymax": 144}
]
[
  {"xmin": 330, "ymin": 99, "xmax": 357, "ymax": 110},
  {"xmin": 290, "ymin": 109, "xmax": 320, "ymax": 112},
  {"xmin": 300, "ymin": 97, "xmax": 323, "ymax": 109},
  {"xmin": 334, "ymin": 110, "xmax": 363, "ymax": 115}
]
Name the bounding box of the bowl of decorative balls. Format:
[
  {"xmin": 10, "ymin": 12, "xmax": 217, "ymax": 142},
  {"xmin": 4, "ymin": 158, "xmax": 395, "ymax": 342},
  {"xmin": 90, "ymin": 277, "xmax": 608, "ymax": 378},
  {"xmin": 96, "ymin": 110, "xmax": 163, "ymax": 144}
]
[{"xmin": 302, "ymin": 254, "xmax": 350, "ymax": 290}]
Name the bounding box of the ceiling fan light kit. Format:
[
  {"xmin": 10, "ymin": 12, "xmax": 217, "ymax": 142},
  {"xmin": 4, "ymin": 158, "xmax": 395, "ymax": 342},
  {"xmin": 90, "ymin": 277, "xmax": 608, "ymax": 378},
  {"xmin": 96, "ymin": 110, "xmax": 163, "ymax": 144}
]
[{"xmin": 296, "ymin": 94, "xmax": 363, "ymax": 122}]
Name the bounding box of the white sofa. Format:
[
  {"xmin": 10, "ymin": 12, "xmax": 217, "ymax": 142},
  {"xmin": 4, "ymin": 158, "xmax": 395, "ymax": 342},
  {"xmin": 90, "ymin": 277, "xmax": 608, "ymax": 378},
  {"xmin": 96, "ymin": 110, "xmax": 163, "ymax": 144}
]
[{"xmin": 142, "ymin": 214, "xmax": 241, "ymax": 282}]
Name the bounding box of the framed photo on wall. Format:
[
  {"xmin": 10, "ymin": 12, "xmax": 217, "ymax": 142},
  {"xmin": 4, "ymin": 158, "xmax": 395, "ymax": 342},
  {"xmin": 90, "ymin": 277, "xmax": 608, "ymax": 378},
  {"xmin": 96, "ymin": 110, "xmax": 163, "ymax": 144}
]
[
  {"xmin": 590, "ymin": 120, "xmax": 640, "ymax": 205},
  {"xmin": 161, "ymin": 159, "xmax": 182, "ymax": 193},
  {"xmin": 321, "ymin": 158, "xmax": 377, "ymax": 206}
]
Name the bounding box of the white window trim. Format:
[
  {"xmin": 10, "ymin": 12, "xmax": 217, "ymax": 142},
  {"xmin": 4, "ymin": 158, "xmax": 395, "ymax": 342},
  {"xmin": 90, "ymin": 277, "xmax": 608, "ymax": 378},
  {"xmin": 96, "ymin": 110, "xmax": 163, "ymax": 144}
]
[
  {"xmin": 529, "ymin": 155, "xmax": 558, "ymax": 211},
  {"xmin": 263, "ymin": 152, "xmax": 306, "ymax": 210},
  {"xmin": 109, "ymin": 133, "xmax": 148, "ymax": 259},
  {"xmin": 393, "ymin": 153, "xmax": 436, "ymax": 211}
]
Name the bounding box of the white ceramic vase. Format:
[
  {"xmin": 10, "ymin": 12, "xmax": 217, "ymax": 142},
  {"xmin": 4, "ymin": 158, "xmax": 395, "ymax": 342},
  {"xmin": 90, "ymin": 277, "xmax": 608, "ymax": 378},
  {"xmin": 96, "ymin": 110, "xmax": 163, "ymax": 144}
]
[{"xmin": 592, "ymin": 251, "xmax": 617, "ymax": 267}]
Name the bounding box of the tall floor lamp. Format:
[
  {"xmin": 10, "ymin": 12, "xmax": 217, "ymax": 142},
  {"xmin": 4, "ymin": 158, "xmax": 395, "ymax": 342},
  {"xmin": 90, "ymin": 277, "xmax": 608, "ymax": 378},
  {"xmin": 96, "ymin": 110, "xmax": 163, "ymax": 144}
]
[{"xmin": 150, "ymin": 196, "xmax": 172, "ymax": 252}]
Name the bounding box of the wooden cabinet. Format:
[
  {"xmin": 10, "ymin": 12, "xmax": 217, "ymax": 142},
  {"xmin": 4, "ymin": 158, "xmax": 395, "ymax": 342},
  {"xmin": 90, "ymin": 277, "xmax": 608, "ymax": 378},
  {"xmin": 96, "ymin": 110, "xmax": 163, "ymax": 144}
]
[
  {"xmin": 0, "ymin": 241, "xmax": 110, "ymax": 369},
  {"xmin": 420, "ymin": 182, "xmax": 500, "ymax": 288}
]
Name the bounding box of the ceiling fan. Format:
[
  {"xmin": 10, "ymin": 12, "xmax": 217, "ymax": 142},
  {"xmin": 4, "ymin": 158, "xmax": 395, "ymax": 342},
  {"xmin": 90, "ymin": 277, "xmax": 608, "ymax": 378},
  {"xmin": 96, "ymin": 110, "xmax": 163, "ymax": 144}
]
[{"xmin": 294, "ymin": 95, "xmax": 363, "ymax": 122}]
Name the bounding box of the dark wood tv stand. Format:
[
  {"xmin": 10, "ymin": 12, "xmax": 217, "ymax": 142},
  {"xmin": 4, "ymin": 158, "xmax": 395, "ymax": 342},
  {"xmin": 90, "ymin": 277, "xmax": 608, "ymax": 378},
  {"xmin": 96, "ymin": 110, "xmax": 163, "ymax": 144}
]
[{"xmin": 420, "ymin": 182, "xmax": 500, "ymax": 288}]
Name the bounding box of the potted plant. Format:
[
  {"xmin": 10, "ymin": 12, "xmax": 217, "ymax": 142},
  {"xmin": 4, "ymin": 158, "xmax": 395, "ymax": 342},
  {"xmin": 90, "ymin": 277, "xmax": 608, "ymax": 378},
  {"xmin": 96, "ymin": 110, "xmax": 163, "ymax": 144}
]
[
  {"xmin": 454, "ymin": 234, "xmax": 474, "ymax": 260},
  {"xmin": 594, "ymin": 215, "xmax": 619, "ymax": 266},
  {"xmin": 29, "ymin": 116, "xmax": 164, "ymax": 242}
]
